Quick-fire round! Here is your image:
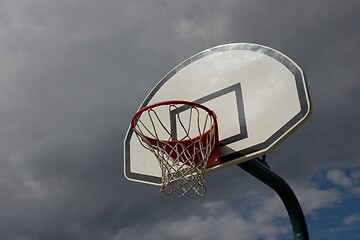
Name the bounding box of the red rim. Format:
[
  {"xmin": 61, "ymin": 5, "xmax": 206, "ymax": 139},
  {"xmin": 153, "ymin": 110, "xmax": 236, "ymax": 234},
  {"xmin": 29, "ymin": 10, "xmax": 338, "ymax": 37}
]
[
  {"xmin": 131, "ymin": 100, "xmax": 217, "ymax": 131},
  {"xmin": 131, "ymin": 100, "xmax": 220, "ymax": 168}
]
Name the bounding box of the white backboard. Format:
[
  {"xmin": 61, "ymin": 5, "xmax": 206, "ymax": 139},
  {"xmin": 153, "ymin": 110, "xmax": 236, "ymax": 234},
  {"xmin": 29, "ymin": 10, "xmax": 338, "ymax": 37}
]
[{"xmin": 124, "ymin": 43, "xmax": 311, "ymax": 185}]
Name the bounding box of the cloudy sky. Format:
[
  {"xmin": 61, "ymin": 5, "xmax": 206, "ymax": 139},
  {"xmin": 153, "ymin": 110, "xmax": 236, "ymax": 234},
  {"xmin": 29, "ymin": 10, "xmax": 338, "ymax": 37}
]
[{"xmin": 1, "ymin": 0, "xmax": 359, "ymax": 239}]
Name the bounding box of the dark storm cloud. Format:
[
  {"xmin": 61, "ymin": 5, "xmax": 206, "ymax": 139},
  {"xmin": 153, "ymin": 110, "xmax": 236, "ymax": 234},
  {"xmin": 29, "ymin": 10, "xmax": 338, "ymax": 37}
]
[
  {"xmin": 267, "ymin": 1, "xmax": 360, "ymax": 180},
  {"xmin": 0, "ymin": 1, "xmax": 147, "ymax": 238},
  {"xmin": 0, "ymin": 0, "xmax": 359, "ymax": 239},
  {"xmin": 0, "ymin": 0, "xmax": 215, "ymax": 238}
]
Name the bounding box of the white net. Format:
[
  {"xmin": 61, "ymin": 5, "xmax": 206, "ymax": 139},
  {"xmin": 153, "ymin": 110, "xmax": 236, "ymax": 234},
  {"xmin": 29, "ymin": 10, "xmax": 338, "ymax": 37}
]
[{"xmin": 131, "ymin": 102, "xmax": 218, "ymax": 198}]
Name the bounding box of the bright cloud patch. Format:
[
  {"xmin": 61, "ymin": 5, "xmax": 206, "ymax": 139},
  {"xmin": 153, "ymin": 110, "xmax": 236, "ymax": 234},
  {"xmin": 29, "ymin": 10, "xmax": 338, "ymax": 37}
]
[
  {"xmin": 293, "ymin": 186, "xmax": 342, "ymax": 214},
  {"xmin": 112, "ymin": 211, "xmax": 289, "ymax": 240},
  {"xmin": 113, "ymin": 167, "xmax": 359, "ymax": 240},
  {"xmin": 343, "ymin": 214, "xmax": 360, "ymax": 226},
  {"xmin": 112, "ymin": 184, "xmax": 343, "ymax": 240},
  {"xmin": 326, "ymin": 169, "xmax": 352, "ymax": 188}
]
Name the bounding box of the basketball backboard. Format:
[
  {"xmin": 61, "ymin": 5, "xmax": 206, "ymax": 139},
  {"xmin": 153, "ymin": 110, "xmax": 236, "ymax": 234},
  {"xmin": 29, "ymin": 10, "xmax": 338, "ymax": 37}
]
[{"xmin": 124, "ymin": 43, "xmax": 311, "ymax": 186}]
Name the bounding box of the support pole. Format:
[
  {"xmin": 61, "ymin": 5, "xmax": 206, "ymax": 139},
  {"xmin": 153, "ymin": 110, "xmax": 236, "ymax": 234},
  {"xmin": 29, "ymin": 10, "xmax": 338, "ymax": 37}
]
[{"xmin": 237, "ymin": 158, "xmax": 309, "ymax": 240}]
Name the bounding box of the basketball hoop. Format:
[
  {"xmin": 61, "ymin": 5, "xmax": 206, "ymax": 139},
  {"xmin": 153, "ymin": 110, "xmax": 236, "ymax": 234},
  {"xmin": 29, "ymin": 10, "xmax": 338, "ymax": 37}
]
[{"xmin": 131, "ymin": 100, "xmax": 220, "ymax": 198}]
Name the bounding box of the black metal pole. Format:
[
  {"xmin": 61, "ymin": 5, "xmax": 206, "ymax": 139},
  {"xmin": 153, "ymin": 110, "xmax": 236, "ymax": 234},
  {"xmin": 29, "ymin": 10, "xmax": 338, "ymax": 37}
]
[{"xmin": 237, "ymin": 158, "xmax": 309, "ymax": 240}]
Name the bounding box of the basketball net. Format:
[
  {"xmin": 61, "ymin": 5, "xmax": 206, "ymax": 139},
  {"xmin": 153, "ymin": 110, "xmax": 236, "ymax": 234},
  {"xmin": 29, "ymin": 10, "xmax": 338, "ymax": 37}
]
[{"xmin": 131, "ymin": 101, "xmax": 219, "ymax": 198}]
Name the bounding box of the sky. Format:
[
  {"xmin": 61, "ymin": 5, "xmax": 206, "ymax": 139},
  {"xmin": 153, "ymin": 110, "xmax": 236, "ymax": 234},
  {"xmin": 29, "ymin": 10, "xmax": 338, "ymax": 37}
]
[{"xmin": 0, "ymin": 0, "xmax": 359, "ymax": 239}]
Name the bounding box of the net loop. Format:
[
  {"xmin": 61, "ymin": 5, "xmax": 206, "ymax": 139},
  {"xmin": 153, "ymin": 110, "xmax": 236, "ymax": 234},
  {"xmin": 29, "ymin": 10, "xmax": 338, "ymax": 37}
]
[{"xmin": 131, "ymin": 100, "xmax": 219, "ymax": 198}]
